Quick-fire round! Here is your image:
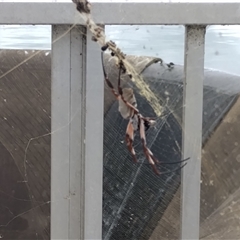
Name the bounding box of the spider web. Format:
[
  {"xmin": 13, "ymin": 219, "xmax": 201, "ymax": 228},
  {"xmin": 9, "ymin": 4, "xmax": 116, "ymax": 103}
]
[{"xmin": 0, "ymin": 1, "xmax": 240, "ymax": 240}]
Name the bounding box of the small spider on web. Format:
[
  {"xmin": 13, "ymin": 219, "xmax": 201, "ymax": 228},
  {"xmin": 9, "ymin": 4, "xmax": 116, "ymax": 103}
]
[{"xmin": 72, "ymin": 0, "xmax": 190, "ymax": 175}]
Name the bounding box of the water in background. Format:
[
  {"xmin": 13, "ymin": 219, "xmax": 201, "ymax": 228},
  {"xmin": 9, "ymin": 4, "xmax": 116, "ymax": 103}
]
[{"xmin": 0, "ymin": 24, "xmax": 240, "ymax": 75}]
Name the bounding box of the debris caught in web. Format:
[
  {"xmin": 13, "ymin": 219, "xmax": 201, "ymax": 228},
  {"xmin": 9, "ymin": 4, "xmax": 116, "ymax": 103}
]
[{"xmin": 72, "ymin": 0, "xmax": 165, "ymax": 116}]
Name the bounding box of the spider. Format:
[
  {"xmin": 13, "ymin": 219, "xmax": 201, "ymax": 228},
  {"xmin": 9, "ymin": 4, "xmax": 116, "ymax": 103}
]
[{"xmin": 101, "ymin": 48, "xmax": 189, "ymax": 175}]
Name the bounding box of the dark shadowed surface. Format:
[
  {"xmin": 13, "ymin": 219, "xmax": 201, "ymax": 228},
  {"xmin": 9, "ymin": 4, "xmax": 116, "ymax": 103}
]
[
  {"xmin": 142, "ymin": 63, "xmax": 240, "ymax": 239},
  {"xmin": 102, "ymin": 58, "xmax": 240, "ymax": 240},
  {"xmin": 0, "ymin": 50, "xmax": 50, "ymax": 239}
]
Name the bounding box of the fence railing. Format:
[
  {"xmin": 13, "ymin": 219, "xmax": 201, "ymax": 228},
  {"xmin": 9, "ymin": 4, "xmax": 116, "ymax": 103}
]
[{"xmin": 0, "ymin": 2, "xmax": 239, "ymax": 240}]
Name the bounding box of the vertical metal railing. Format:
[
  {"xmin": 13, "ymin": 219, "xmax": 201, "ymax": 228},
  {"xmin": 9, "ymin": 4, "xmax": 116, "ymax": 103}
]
[
  {"xmin": 84, "ymin": 29, "xmax": 104, "ymax": 239},
  {"xmin": 181, "ymin": 25, "xmax": 205, "ymax": 239},
  {"xmin": 51, "ymin": 25, "xmax": 103, "ymax": 240},
  {"xmin": 51, "ymin": 25, "xmax": 72, "ymax": 239},
  {"xmin": 51, "ymin": 25, "xmax": 87, "ymax": 239}
]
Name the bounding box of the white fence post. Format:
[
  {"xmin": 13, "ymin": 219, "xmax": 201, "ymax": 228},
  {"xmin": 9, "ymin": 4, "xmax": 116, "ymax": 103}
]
[
  {"xmin": 181, "ymin": 25, "xmax": 206, "ymax": 240},
  {"xmin": 51, "ymin": 24, "xmax": 87, "ymax": 239},
  {"xmin": 84, "ymin": 29, "xmax": 104, "ymax": 240}
]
